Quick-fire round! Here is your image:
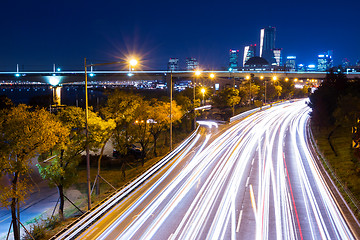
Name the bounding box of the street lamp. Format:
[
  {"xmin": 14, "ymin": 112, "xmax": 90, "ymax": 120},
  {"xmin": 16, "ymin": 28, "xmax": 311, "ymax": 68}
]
[
  {"xmin": 170, "ymin": 70, "xmax": 173, "ymax": 151},
  {"xmin": 84, "ymin": 57, "xmax": 137, "ymax": 210},
  {"xmin": 129, "ymin": 59, "xmax": 138, "ymax": 71},
  {"xmin": 193, "ymin": 70, "xmax": 201, "ymax": 129},
  {"xmin": 209, "ymin": 73, "xmax": 215, "ymax": 94},
  {"xmin": 201, "ymin": 88, "xmax": 206, "ymax": 106},
  {"xmin": 260, "ymin": 76, "xmax": 267, "ymax": 104},
  {"xmin": 246, "ymin": 75, "xmax": 251, "ymax": 106}
]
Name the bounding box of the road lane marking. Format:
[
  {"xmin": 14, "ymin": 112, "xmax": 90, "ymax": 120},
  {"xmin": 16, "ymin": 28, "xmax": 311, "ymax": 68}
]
[{"xmin": 236, "ymin": 209, "xmax": 243, "ymax": 232}]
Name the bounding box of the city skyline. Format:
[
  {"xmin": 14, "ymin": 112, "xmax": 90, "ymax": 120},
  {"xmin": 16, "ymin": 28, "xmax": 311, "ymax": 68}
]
[{"xmin": 0, "ymin": 0, "xmax": 359, "ymax": 71}]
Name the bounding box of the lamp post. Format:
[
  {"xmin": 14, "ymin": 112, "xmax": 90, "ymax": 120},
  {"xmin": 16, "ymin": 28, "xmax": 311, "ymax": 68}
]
[
  {"xmin": 272, "ymin": 76, "xmax": 278, "ymax": 101},
  {"xmin": 209, "ymin": 73, "xmax": 215, "ymax": 94},
  {"xmin": 84, "ymin": 57, "xmax": 137, "ymax": 210},
  {"xmin": 246, "ymin": 75, "xmax": 251, "ymax": 106},
  {"xmin": 193, "ymin": 70, "xmax": 201, "ymax": 130},
  {"xmin": 201, "ymin": 88, "xmax": 206, "ymax": 106},
  {"xmin": 170, "ymin": 70, "xmax": 173, "ymax": 151},
  {"xmin": 260, "ymin": 76, "xmax": 266, "ymax": 104}
]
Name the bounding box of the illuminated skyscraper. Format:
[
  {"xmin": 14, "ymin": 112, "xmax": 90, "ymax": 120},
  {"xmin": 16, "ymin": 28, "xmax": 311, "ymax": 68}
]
[
  {"xmin": 229, "ymin": 49, "xmax": 239, "ymax": 70},
  {"xmin": 186, "ymin": 57, "xmax": 199, "ymax": 71},
  {"xmin": 168, "ymin": 58, "xmax": 179, "ymax": 71},
  {"xmin": 273, "ymin": 48, "xmax": 282, "ymax": 66},
  {"xmin": 285, "ymin": 56, "xmax": 297, "ymax": 71},
  {"xmin": 317, "ymin": 50, "xmax": 333, "ymax": 71},
  {"xmin": 260, "ymin": 26, "xmax": 276, "ymax": 65},
  {"xmin": 243, "ymin": 45, "xmax": 256, "ymax": 66}
]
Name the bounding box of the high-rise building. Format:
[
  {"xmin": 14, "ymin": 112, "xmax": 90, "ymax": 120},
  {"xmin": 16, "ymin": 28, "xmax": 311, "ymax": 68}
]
[
  {"xmin": 285, "ymin": 56, "xmax": 297, "ymax": 71},
  {"xmin": 342, "ymin": 58, "xmax": 350, "ymax": 68},
  {"xmin": 229, "ymin": 49, "xmax": 239, "ymax": 70},
  {"xmin": 317, "ymin": 50, "xmax": 333, "ymax": 71},
  {"xmin": 243, "ymin": 45, "xmax": 256, "ymax": 66},
  {"xmin": 260, "ymin": 26, "xmax": 276, "ymax": 65},
  {"xmin": 273, "ymin": 49, "xmax": 282, "ymax": 66},
  {"xmin": 186, "ymin": 57, "xmax": 199, "ymax": 71},
  {"xmin": 168, "ymin": 58, "xmax": 179, "ymax": 71}
]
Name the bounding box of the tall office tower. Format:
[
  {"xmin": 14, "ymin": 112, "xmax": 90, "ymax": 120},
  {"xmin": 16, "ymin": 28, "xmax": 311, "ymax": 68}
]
[
  {"xmin": 168, "ymin": 58, "xmax": 179, "ymax": 71},
  {"xmin": 243, "ymin": 45, "xmax": 256, "ymax": 66},
  {"xmin": 342, "ymin": 58, "xmax": 350, "ymax": 68},
  {"xmin": 229, "ymin": 49, "xmax": 239, "ymax": 70},
  {"xmin": 186, "ymin": 57, "xmax": 199, "ymax": 71},
  {"xmin": 260, "ymin": 26, "xmax": 276, "ymax": 65},
  {"xmin": 273, "ymin": 48, "xmax": 282, "ymax": 66},
  {"xmin": 317, "ymin": 50, "xmax": 333, "ymax": 71},
  {"xmin": 285, "ymin": 56, "xmax": 297, "ymax": 71}
]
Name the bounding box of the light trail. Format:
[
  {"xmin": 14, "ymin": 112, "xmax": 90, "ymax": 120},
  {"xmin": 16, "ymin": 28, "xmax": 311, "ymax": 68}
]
[{"xmin": 71, "ymin": 100, "xmax": 355, "ymax": 240}]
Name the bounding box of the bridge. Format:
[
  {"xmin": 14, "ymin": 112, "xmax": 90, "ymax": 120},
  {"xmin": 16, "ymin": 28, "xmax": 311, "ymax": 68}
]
[{"xmin": 1, "ymin": 70, "xmax": 359, "ymax": 86}]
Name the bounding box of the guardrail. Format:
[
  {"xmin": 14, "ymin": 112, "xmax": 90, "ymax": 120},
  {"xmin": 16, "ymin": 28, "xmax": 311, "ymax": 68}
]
[{"xmin": 51, "ymin": 126, "xmax": 200, "ymax": 240}]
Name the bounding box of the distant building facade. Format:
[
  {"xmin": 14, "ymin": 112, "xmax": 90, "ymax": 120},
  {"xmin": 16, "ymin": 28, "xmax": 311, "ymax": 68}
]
[
  {"xmin": 186, "ymin": 57, "xmax": 199, "ymax": 71},
  {"xmin": 243, "ymin": 45, "xmax": 256, "ymax": 67},
  {"xmin": 168, "ymin": 58, "xmax": 179, "ymax": 71},
  {"xmin": 260, "ymin": 26, "xmax": 276, "ymax": 65},
  {"xmin": 229, "ymin": 49, "xmax": 239, "ymax": 70},
  {"xmin": 317, "ymin": 50, "xmax": 333, "ymax": 71},
  {"xmin": 243, "ymin": 57, "xmax": 269, "ymax": 70},
  {"xmin": 273, "ymin": 48, "xmax": 282, "ymax": 66},
  {"xmin": 285, "ymin": 56, "xmax": 296, "ymax": 71}
]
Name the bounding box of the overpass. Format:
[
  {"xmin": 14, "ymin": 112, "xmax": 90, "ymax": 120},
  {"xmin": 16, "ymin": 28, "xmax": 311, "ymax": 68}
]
[{"xmin": 0, "ymin": 70, "xmax": 359, "ymax": 85}]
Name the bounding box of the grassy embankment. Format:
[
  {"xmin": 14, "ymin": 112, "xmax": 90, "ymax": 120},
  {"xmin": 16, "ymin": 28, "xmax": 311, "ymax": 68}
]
[{"xmin": 311, "ymin": 124, "xmax": 360, "ymax": 219}]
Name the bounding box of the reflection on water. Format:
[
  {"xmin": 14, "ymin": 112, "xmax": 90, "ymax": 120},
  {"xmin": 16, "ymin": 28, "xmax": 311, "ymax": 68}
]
[{"xmin": 0, "ymin": 85, "xmax": 105, "ymax": 108}]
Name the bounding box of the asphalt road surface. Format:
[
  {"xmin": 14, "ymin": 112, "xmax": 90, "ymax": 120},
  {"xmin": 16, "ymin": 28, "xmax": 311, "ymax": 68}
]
[{"xmin": 69, "ymin": 100, "xmax": 354, "ymax": 240}]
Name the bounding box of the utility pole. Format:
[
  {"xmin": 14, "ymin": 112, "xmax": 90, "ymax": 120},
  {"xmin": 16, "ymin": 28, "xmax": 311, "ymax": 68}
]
[
  {"xmin": 170, "ymin": 70, "xmax": 173, "ymax": 151},
  {"xmin": 84, "ymin": 58, "xmax": 91, "ymax": 210}
]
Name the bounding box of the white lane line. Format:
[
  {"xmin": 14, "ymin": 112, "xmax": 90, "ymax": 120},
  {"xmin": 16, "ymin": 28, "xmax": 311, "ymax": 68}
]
[
  {"xmin": 246, "ymin": 176, "xmax": 250, "ymax": 188},
  {"xmin": 168, "ymin": 233, "xmax": 174, "ymax": 240},
  {"xmin": 252, "ymin": 158, "xmax": 255, "ymax": 166},
  {"xmin": 236, "ymin": 209, "xmax": 243, "ymax": 232}
]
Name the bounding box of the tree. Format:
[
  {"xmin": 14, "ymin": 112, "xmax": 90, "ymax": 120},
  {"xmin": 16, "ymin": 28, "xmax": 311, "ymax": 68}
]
[
  {"xmin": 0, "ymin": 95, "xmax": 13, "ymax": 110},
  {"xmin": 149, "ymin": 99, "xmax": 183, "ymax": 157},
  {"xmin": 279, "ymin": 79, "xmax": 294, "ymax": 99},
  {"xmin": 132, "ymin": 100, "xmax": 152, "ymax": 166},
  {"xmin": 212, "ymin": 87, "xmax": 240, "ymax": 108},
  {"xmin": 0, "ymin": 105, "xmax": 66, "ymax": 240},
  {"xmin": 175, "ymin": 94, "xmax": 193, "ymax": 132},
  {"xmin": 333, "ymin": 94, "xmax": 360, "ymax": 126},
  {"xmin": 175, "ymin": 88, "xmax": 200, "ymax": 131},
  {"xmin": 102, "ymin": 90, "xmax": 143, "ymax": 178},
  {"xmin": 88, "ymin": 112, "xmax": 115, "ymax": 195},
  {"xmin": 37, "ymin": 106, "xmax": 86, "ymax": 220},
  {"xmin": 308, "ymin": 71, "xmax": 348, "ymax": 127}
]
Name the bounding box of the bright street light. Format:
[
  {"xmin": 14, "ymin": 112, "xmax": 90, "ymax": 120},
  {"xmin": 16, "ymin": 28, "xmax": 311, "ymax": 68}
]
[
  {"xmin": 193, "ymin": 70, "xmax": 201, "ymax": 129},
  {"xmin": 260, "ymin": 76, "xmax": 264, "ymax": 80},
  {"xmin": 129, "ymin": 59, "xmax": 138, "ymax": 67},
  {"xmin": 246, "ymin": 75, "xmax": 250, "ymax": 80},
  {"xmin": 201, "ymin": 88, "xmax": 206, "ymax": 106},
  {"xmin": 273, "ymin": 76, "xmax": 277, "ymax": 81},
  {"xmin": 84, "ymin": 58, "xmax": 140, "ymax": 209},
  {"xmin": 209, "ymin": 73, "xmax": 215, "ymax": 79}
]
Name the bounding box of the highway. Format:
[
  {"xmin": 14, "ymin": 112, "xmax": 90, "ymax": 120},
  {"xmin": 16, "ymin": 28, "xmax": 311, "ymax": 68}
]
[{"xmin": 60, "ymin": 100, "xmax": 355, "ymax": 239}]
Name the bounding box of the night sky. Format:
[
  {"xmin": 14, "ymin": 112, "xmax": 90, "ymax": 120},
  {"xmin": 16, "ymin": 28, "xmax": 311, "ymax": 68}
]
[{"xmin": 1, "ymin": 0, "xmax": 359, "ymax": 71}]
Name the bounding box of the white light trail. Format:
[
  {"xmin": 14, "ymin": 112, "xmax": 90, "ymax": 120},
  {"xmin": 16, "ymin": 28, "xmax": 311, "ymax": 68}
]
[{"xmin": 77, "ymin": 100, "xmax": 355, "ymax": 240}]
